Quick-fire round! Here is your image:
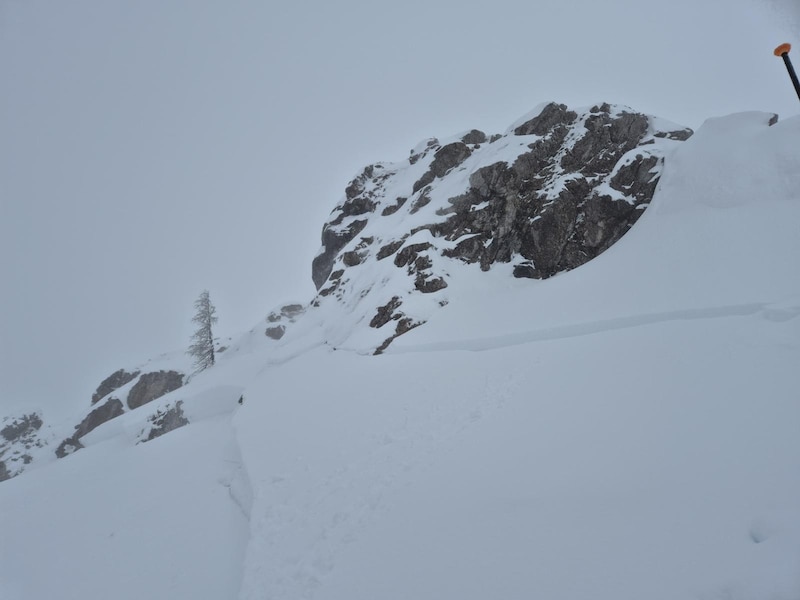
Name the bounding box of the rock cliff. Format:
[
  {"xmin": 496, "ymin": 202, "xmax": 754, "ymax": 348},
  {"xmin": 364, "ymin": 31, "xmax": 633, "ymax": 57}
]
[{"xmin": 303, "ymin": 102, "xmax": 691, "ymax": 353}]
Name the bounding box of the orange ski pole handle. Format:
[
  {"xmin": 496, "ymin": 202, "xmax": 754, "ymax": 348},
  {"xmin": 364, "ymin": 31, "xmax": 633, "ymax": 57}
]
[{"xmin": 774, "ymin": 43, "xmax": 800, "ymax": 102}]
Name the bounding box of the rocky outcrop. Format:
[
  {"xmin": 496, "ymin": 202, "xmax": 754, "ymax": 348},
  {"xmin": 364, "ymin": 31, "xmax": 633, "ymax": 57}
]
[
  {"xmin": 308, "ymin": 102, "xmax": 692, "ymax": 352},
  {"xmin": 265, "ymin": 303, "xmax": 307, "ymax": 340},
  {"xmin": 437, "ymin": 103, "xmax": 681, "ymax": 277},
  {"xmin": 141, "ymin": 401, "xmax": 189, "ymax": 442},
  {"xmin": 55, "ymin": 436, "xmax": 84, "ymax": 459},
  {"xmin": 513, "ymin": 102, "xmax": 577, "ymax": 136},
  {"xmin": 50, "ymin": 368, "xmax": 185, "ymax": 461},
  {"xmin": 312, "ymin": 163, "xmax": 389, "ymax": 289},
  {"xmin": 412, "ymin": 141, "xmax": 473, "ymax": 193},
  {"xmin": 55, "ymin": 397, "xmax": 125, "ymax": 458},
  {"xmin": 1, "ymin": 413, "xmax": 43, "ymax": 442},
  {"xmin": 91, "ymin": 368, "xmax": 140, "ymax": 404},
  {"xmin": 76, "ymin": 397, "xmax": 125, "ymax": 438},
  {"xmin": 127, "ymin": 371, "xmax": 184, "ymax": 410},
  {"xmin": 0, "ymin": 413, "xmax": 45, "ymax": 481}
]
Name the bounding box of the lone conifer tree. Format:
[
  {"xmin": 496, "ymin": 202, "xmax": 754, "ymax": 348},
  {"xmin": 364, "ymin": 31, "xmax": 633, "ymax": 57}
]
[{"xmin": 188, "ymin": 290, "xmax": 217, "ymax": 372}]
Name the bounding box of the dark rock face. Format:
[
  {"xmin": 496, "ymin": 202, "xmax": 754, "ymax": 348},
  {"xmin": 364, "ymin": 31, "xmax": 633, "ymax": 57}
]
[
  {"xmin": 75, "ymin": 397, "xmax": 125, "ymax": 439},
  {"xmin": 265, "ymin": 303, "xmax": 307, "ymax": 340},
  {"xmin": 461, "ymin": 129, "xmax": 487, "ymax": 144},
  {"xmin": 55, "ymin": 397, "xmax": 125, "ymax": 458},
  {"xmin": 370, "ymin": 296, "xmax": 403, "ymax": 329},
  {"xmin": 50, "ymin": 370, "xmax": 183, "ymax": 462},
  {"xmin": 91, "ymin": 369, "xmax": 140, "ymax": 405},
  {"xmin": 55, "ymin": 437, "xmax": 84, "ymax": 459},
  {"xmin": 368, "ymin": 295, "xmax": 426, "ymax": 354},
  {"xmin": 413, "ymin": 142, "xmax": 473, "ymax": 193},
  {"xmin": 312, "ymin": 219, "xmax": 368, "ymax": 290},
  {"xmin": 127, "ymin": 371, "xmax": 184, "ymax": 410},
  {"xmin": 266, "ymin": 325, "xmax": 286, "ymax": 340},
  {"xmin": 312, "ymin": 163, "xmax": 392, "ymax": 289},
  {"xmin": 0, "ymin": 413, "xmax": 45, "ymax": 481},
  {"xmin": 1, "ymin": 413, "xmax": 43, "ymax": 442},
  {"xmin": 392, "ymin": 242, "xmax": 447, "ymax": 293},
  {"xmin": 142, "ymin": 401, "xmax": 189, "ymax": 442},
  {"xmin": 437, "ymin": 103, "xmax": 683, "ymax": 278},
  {"xmin": 309, "ymin": 102, "xmax": 692, "ymax": 351},
  {"xmin": 514, "ymin": 102, "xmax": 577, "ymax": 136}
]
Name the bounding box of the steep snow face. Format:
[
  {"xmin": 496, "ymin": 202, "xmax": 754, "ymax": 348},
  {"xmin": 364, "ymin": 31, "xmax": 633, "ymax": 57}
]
[
  {"xmin": 1, "ymin": 110, "xmax": 798, "ymax": 600},
  {"xmin": 232, "ymin": 111, "xmax": 800, "ymax": 600}
]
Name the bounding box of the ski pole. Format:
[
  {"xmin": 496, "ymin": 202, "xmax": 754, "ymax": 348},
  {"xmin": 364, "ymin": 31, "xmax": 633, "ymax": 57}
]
[{"xmin": 774, "ymin": 43, "xmax": 800, "ymax": 102}]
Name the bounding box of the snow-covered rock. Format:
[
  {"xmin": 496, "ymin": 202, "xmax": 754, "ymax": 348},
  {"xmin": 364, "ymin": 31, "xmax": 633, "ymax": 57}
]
[{"xmin": 298, "ymin": 102, "xmax": 691, "ymax": 354}]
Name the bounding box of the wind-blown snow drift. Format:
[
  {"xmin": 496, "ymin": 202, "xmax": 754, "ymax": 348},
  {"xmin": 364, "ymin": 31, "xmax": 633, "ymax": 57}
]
[{"xmin": 1, "ymin": 109, "xmax": 798, "ymax": 600}]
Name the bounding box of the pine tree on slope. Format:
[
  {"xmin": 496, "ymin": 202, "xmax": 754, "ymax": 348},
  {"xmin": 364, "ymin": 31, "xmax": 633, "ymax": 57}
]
[{"xmin": 188, "ymin": 290, "xmax": 217, "ymax": 372}]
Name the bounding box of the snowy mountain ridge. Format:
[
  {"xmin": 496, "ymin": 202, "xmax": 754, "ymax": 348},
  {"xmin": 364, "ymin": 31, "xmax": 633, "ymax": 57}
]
[
  {"xmin": 1, "ymin": 101, "xmax": 693, "ymax": 481},
  {"xmin": 1, "ymin": 105, "xmax": 799, "ymax": 600}
]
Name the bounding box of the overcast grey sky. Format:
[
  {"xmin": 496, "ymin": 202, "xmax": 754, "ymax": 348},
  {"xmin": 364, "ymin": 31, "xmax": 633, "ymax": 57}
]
[{"xmin": 1, "ymin": 0, "xmax": 798, "ymax": 418}]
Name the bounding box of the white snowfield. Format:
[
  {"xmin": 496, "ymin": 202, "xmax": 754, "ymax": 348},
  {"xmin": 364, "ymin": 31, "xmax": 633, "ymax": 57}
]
[{"xmin": 1, "ymin": 111, "xmax": 799, "ymax": 600}]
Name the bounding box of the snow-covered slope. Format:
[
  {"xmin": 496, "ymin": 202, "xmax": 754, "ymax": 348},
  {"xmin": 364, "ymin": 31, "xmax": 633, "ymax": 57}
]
[{"xmin": 1, "ymin": 109, "xmax": 798, "ymax": 600}]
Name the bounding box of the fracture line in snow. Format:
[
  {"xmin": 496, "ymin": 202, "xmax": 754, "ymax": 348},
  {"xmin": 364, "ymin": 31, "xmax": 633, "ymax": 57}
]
[{"xmin": 389, "ymin": 301, "xmax": 800, "ymax": 354}]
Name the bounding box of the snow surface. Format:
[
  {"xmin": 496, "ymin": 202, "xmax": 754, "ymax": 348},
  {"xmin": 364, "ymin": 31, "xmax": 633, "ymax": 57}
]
[{"xmin": 1, "ymin": 111, "xmax": 799, "ymax": 600}]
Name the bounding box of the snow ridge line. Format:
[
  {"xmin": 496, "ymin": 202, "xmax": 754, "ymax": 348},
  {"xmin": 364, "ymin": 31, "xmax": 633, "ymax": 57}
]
[{"xmin": 388, "ymin": 301, "xmax": 800, "ymax": 354}]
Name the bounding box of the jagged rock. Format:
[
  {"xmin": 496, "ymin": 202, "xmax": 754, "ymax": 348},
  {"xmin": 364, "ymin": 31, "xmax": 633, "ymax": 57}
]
[
  {"xmin": 264, "ymin": 303, "xmax": 308, "ymax": 340},
  {"xmin": 127, "ymin": 371, "xmax": 183, "ymax": 410},
  {"xmin": 370, "ymin": 296, "xmax": 403, "ymax": 329},
  {"xmin": 394, "ymin": 243, "xmax": 433, "ymax": 268},
  {"xmin": 436, "ymin": 106, "xmax": 690, "ymax": 278},
  {"xmin": 342, "ymin": 251, "xmax": 363, "ymax": 266},
  {"xmin": 416, "ymin": 275, "xmax": 447, "ymax": 293},
  {"xmin": 381, "ymin": 197, "xmax": 407, "ymax": 216},
  {"xmin": 514, "ymin": 102, "xmax": 577, "ymax": 136},
  {"xmin": 76, "ymin": 397, "xmax": 124, "ymax": 438},
  {"xmin": 312, "ymin": 164, "xmax": 395, "ymax": 288},
  {"xmin": 91, "ymin": 368, "xmax": 140, "ymax": 405},
  {"xmin": 654, "ymin": 128, "xmax": 694, "ymax": 140},
  {"xmin": 408, "ymin": 138, "xmax": 439, "ymax": 165},
  {"xmin": 375, "ymin": 317, "xmax": 423, "ymax": 355},
  {"xmin": 48, "ymin": 358, "xmax": 208, "ymax": 465},
  {"xmin": 310, "ymin": 102, "xmax": 693, "ymax": 351},
  {"xmin": 377, "ymin": 240, "xmax": 405, "ymax": 260},
  {"xmin": 1, "ymin": 413, "xmax": 43, "ymax": 442},
  {"xmin": 409, "ymin": 191, "xmax": 432, "ymax": 214},
  {"xmin": 53, "ymin": 397, "xmax": 125, "ymax": 459},
  {"xmin": 55, "ymin": 437, "xmax": 83, "ymax": 459},
  {"xmin": 142, "ymin": 401, "xmax": 189, "ymax": 442},
  {"xmin": 413, "ymin": 142, "xmax": 472, "ymax": 194},
  {"xmin": 560, "ymin": 109, "xmax": 648, "ymax": 175},
  {"xmin": 312, "ymin": 219, "xmax": 368, "ymax": 289},
  {"xmin": 0, "ymin": 413, "xmax": 45, "ymax": 481},
  {"xmin": 461, "ymin": 129, "xmax": 487, "ymax": 144}
]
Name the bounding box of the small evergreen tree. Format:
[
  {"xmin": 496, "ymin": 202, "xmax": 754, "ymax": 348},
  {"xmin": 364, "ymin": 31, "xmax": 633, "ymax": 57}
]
[{"xmin": 188, "ymin": 290, "xmax": 217, "ymax": 372}]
